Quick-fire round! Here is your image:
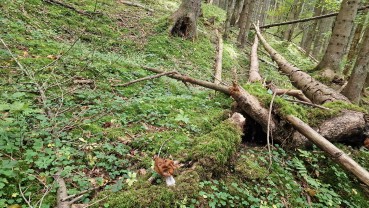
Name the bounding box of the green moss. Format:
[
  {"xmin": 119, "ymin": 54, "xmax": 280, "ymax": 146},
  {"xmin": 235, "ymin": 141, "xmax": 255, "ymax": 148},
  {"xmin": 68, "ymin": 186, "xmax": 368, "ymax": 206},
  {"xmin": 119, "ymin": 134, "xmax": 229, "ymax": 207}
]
[
  {"xmin": 93, "ymin": 171, "xmax": 200, "ymax": 208},
  {"xmin": 235, "ymin": 155, "xmax": 268, "ymax": 180},
  {"xmin": 191, "ymin": 120, "xmax": 243, "ymax": 174},
  {"xmin": 243, "ymin": 83, "xmax": 308, "ymax": 121},
  {"xmin": 306, "ymin": 101, "xmax": 367, "ymax": 126},
  {"xmin": 201, "ymin": 3, "xmax": 226, "ymax": 26},
  {"xmin": 243, "ymin": 83, "xmax": 367, "ymax": 125}
]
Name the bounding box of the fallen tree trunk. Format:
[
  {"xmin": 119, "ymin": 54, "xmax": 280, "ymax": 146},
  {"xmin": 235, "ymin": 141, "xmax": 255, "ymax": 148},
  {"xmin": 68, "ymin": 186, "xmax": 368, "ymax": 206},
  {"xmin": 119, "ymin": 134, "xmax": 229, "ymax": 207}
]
[
  {"xmin": 286, "ymin": 115, "xmax": 369, "ymax": 186},
  {"xmin": 257, "ymin": 4, "xmax": 369, "ymax": 29},
  {"xmin": 142, "ymin": 66, "xmax": 367, "ymax": 146},
  {"xmin": 141, "ymin": 66, "xmax": 369, "ymax": 187},
  {"xmin": 254, "ymin": 24, "xmax": 350, "ymax": 104},
  {"xmin": 142, "ymin": 66, "xmax": 280, "ymax": 142},
  {"xmin": 248, "ymin": 36, "xmax": 262, "ymax": 82},
  {"xmin": 214, "ymin": 29, "xmax": 223, "ymax": 85}
]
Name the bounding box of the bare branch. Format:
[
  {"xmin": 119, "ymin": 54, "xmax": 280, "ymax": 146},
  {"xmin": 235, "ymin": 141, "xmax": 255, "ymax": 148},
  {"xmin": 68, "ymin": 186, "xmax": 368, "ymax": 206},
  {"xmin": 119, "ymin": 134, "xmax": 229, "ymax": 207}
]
[
  {"xmin": 121, "ymin": 0, "xmax": 154, "ymax": 12},
  {"xmin": 43, "ymin": 0, "xmax": 102, "ymax": 16},
  {"xmin": 112, "ymin": 71, "xmax": 177, "ymax": 87}
]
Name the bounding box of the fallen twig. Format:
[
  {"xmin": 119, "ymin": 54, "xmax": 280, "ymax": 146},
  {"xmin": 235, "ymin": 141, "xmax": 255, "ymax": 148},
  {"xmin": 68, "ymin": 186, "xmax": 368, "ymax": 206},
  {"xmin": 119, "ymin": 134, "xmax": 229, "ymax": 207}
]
[
  {"xmin": 112, "ymin": 71, "xmax": 177, "ymax": 87},
  {"xmin": 0, "ymin": 37, "xmax": 53, "ymax": 118},
  {"xmin": 121, "ymin": 0, "xmax": 154, "ymax": 12},
  {"xmin": 43, "ymin": 0, "xmax": 102, "ymax": 16},
  {"xmin": 284, "ymin": 98, "xmax": 331, "ymax": 110}
]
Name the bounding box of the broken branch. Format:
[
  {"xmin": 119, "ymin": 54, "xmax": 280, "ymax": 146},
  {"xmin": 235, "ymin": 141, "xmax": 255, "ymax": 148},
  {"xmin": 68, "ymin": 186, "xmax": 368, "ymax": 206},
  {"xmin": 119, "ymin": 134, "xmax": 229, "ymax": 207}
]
[
  {"xmin": 43, "ymin": 0, "xmax": 101, "ymax": 16},
  {"xmin": 121, "ymin": 1, "xmax": 154, "ymax": 12},
  {"xmin": 112, "ymin": 71, "xmax": 177, "ymax": 87}
]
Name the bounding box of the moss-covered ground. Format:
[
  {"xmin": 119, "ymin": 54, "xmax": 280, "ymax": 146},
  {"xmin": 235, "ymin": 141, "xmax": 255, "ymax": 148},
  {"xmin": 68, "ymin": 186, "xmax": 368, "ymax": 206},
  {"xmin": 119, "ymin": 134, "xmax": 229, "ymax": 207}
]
[{"xmin": 1, "ymin": 0, "xmax": 368, "ymax": 207}]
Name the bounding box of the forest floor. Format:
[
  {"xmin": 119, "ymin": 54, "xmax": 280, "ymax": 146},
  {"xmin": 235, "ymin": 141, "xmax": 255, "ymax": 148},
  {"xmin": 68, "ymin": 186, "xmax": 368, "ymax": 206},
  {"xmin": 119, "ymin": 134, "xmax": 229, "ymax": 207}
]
[{"xmin": 1, "ymin": 0, "xmax": 369, "ymax": 207}]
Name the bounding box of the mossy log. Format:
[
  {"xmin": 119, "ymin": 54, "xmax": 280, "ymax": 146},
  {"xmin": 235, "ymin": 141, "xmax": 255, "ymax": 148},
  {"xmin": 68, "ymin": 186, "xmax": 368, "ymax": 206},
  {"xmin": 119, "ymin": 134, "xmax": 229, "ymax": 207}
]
[
  {"xmin": 191, "ymin": 113, "xmax": 244, "ymax": 177},
  {"xmin": 142, "ymin": 66, "xmax": 368, "ymax": 148},
  {"xmin": 254, "ymin": 24, "xmax": 350, "ymax": 105}
]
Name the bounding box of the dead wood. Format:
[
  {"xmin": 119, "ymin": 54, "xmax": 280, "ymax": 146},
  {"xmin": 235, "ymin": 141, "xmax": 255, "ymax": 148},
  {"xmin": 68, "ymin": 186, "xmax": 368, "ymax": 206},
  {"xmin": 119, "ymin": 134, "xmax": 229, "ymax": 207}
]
[
  {"xmin": 73, "ymin": 79, "xmax": 94, "ymax": 85},
  {"xmin": 254, "ymin": 24, "xmax": 350, "ymax": 104},
  {"xmin": 284, "ymin": 98, "xmax": 330, "ymax": 110},
  {"xmin": 53, "ymin": 170, "xmax": 104, "ymax": 208},
  {"xmin": 258, "ymin": 4, "xmax": 369, "ymax": 29},
  {"xmin": 112, "ymin": 71, "xmax": 177, "ymax": 87},
  {"xmin": 142, "ymin": 66, "xmax": 230, "ymax": 94},
  {"xmin": 43, "ymin": 0, "xmax": 102, "ymax": 16},
  {"xmin": 54, "ymin": 171, "xmax": 71, "ymax": 208},
  {"xmin": 141, "ymin": 66, "xmax": 368, "ymax": 148},
  {"xmin": 0, "ymin": 37, "xmax": 53, "ymax": 119},
  {"xmin": 121, "ymin": 0, "xmax": 154, "ymax": 12},
  {"xmin": 286, "ymin": 115, "xmax": 369, "ymax": 186},
  {"xmin": 249, "ymin": 36, "xmax": 262, "ymax": 82},
  {"xmin": 141, "ymin": 67, "xmax": 282, "ymax": 142},
  {"xmin": 266, "ymin": 82, "xmax": 311, "ymax": 103},
  {"xmin": 214, "ymin": 29, "xmax": 223, "ymax": 85}
]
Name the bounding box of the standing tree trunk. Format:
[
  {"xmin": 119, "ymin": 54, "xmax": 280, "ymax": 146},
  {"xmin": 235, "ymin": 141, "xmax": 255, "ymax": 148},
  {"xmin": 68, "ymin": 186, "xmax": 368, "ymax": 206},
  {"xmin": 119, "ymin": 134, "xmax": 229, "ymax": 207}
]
[
  {"xmin": 301, "ymin": 1, "xmax": 322, "ymax": 56},
  {"xmin": 230, "ymin": 0, "xmax": 244, "ymax": 26},
  {"xmin": 283, "ymin": 0, "xmax": 304, "ymax": 41},
  {"xmin": 343, "ymin": 9, "xmax": 369, "ymax": 76},
  {"xmin": 314, "ymin": 0, "xmax": 360, "ymax": 79},
  {"xmin": 342, "ymin": 26, "xmax": 369, "ymax": 103},
  {"xmin": 170, "ymin": 0, "xmax": 202, "ymax": 39},
  {"xmin": 224, "ymin": 0, "xmax": 237, "ymax": 39},
  {"xmin": 312, "ymin": 12, "xmax": 334, "ymax": 59},
  {"xmin": 237, "ymin": 0, "xmax": 255, "ymax": 48}
]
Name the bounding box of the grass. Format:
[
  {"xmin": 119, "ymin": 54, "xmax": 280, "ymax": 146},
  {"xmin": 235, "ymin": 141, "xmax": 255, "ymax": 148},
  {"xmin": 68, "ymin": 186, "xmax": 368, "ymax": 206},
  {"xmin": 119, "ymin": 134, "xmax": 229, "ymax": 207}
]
[{"xmin": 1, "ymin": 0, "xmax": 368, "ymax": 207}]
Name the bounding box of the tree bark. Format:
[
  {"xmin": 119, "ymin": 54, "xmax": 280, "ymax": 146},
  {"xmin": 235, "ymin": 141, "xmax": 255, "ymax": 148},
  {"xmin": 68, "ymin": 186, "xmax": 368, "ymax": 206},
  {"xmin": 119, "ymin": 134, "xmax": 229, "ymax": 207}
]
[
  {"xmin": 214, "ymin": 29, "xmax": 223, "ymax": 85},
  {"xmin": 342, "ymin": 26, "xmax": 369, "ymax": 103},
  {"xmin": 254, "ymin": 25, "xmax": 350, "ymax": 104},
  {"xmin": 170, "ymin": 0, "xmax": 202, "ymax": 39},
  {"xmin": 314, "ymin": 0, "xmax": 360, "ymax": 78}
]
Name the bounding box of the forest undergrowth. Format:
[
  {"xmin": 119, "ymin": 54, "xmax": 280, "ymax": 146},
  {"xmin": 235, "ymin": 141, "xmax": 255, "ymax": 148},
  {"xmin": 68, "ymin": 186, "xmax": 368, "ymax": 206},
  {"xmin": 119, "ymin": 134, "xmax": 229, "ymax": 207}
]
[{"xmin": 0, "ymin": 0, "xmax": 369, "ymax": 207}]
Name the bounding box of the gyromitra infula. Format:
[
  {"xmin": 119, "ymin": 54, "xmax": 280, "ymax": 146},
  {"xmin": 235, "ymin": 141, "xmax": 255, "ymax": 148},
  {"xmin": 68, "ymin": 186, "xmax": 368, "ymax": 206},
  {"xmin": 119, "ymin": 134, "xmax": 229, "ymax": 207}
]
[{"xmin": 153, "ymin": 155, "xmax": 178, "ymax": 186}]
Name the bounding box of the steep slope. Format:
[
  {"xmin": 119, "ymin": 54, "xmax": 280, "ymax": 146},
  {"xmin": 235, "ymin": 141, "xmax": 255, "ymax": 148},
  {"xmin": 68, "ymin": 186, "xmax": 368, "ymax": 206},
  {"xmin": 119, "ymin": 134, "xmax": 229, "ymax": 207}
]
[{"xmin": 0, "ymin": 0, "xmax": 368, "ymax": 207}]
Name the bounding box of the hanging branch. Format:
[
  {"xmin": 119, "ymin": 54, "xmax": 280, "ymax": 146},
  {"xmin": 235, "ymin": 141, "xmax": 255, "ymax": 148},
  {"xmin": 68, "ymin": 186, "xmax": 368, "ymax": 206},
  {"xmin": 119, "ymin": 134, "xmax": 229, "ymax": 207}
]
[{"xmin": 257, "ymin": 4, "xmax": 369, "ymax": 29}]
